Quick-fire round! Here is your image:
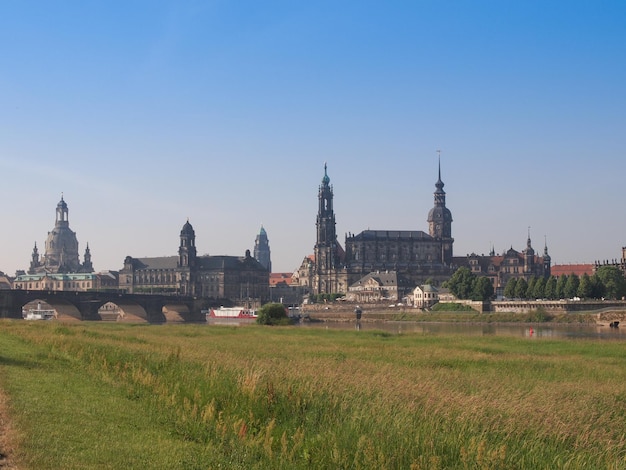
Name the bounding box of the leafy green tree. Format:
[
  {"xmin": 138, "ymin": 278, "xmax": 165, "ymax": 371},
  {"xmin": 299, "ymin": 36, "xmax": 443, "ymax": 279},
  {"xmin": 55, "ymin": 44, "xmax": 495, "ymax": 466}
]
[
  {"xmin": 256, "ymin": 303, "xmax": 289, "ymax": 325},
  {"xmin": 532, "ymin": 277, "xmax": 546, "ymax": 299},
  {"xmin": 472, "ymin": 276, "xmax": 494, "ymax": 301},
  {"xmin": 526, "ymin": 277, "xmax": 537, "ymax": 299},
  {"xmin": 590, "ymin": 274, "xmax": 605, "ymax": 299},
  {"xmin": 544, "ymin": 276, "xmax": 557, "ymax": 300},
  {"xmin": 446, "ymin": 267, "xmax": 476, "ymax": 299},
  {"xmin": 564, "ymin": 274, "xmax": 580, "ymax": 299},
  {"xmin": 595, "ymin": 266, "xmax": 626, "ymax": 300},
  {"xmin": 577, "ymin": 273, "xmax": 593, "ymax": 299},
  {"xmin": 555, "ymin": 275, "xmax": 568, "ymax": 300},
  {"xmin": 503, "ymin": 278, "xmax": 517, "ymax": 299},
  {"xmin": 514, "ymin": 278, "xmax": 528, "ymax": 299}
]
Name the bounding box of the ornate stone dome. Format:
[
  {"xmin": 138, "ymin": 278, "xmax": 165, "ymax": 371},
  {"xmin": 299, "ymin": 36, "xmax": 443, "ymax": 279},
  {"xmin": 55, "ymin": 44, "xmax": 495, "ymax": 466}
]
[
  {"xmin": 427, "ymin": 205, "xmax": 452, "ymax": 225},
  {"xmin": 180, "ymin": 220, "xmax": 195, "ymax": 237},
  {"xmin": 43, "ymin": 196, "xmax": 81, "ymax": 273}
]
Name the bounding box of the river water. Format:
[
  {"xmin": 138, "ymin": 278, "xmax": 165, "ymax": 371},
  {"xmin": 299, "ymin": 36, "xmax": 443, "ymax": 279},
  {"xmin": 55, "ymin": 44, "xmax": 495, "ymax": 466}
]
[{"xmin": 206, "ymin": 318, "xmax": 626, "ymax": 340}]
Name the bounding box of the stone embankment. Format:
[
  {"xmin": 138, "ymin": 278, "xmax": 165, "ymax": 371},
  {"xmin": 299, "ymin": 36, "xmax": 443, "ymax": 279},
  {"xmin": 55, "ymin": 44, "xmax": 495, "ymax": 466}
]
[
  {"xmin": 300, "ymin": 302, "xmax": 418, "ymax": 321},
  {"xmin": 300, "ymin": 300, "xmax": 626, "ymax": 323}
]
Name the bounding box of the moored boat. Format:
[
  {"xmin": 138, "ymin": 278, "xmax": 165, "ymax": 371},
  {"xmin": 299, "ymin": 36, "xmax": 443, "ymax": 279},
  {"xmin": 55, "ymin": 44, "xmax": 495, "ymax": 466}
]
[
  {"xmin": 23, "ymin": 303, "xmax": 56, "ymax": 320},
  {"xmin": 205, "ymin": 306, "xmax": 257, "ymax": 319}
]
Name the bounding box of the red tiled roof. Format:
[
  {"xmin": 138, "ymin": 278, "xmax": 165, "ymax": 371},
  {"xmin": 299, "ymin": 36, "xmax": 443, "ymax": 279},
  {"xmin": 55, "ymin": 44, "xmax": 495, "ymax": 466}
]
[
  {"xmin": 269, "ymin": 272, "xmax": 295, "ymax": 286},
  {"xmin": 550, "ymin": 264, "xmax": 594, "ymax": 277}
]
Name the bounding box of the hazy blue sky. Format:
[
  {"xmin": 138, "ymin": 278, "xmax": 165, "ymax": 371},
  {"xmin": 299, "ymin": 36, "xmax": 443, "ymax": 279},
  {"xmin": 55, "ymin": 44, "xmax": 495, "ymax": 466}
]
[{"xmin": 1, "ymin": 1, "xmax": 625, "ymax": 276}]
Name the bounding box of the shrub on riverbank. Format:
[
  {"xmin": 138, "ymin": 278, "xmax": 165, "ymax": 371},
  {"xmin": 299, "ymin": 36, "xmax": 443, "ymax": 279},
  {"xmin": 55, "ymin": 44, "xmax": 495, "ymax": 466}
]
[{"xmin": 256, "ymin": 302, "xmax": 290, "ymax": 325}]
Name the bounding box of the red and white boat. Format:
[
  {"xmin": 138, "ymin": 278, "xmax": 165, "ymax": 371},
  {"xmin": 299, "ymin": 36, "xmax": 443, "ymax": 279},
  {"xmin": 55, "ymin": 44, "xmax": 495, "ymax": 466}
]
[{"xmin": 206, "ymin": 306, "xmax": 257, "ymax": 319}]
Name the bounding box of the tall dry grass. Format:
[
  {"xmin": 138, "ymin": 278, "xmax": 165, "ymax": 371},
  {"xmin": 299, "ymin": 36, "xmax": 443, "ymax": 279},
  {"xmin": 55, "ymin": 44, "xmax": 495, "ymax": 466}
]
[{"xmin": 1, "ymin": 321, "xmax": 626, "ymax": 468}]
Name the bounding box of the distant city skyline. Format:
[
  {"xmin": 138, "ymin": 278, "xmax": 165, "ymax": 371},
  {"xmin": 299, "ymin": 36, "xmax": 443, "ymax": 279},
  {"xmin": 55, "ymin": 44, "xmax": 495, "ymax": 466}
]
[{"xmin": 1, "ymin": 1, "xmax": 625, "ymax": 276}]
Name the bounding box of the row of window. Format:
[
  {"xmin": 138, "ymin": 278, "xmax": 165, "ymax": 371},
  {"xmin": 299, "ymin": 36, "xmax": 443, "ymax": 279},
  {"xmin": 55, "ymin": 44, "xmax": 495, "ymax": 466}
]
[
  {"xmin": 15, "ymin": 281, "xmax": 92, "ymax": 290},
  {"xmin": 354, "ymin": 253, "xmax": 436, "ymax": 262}
]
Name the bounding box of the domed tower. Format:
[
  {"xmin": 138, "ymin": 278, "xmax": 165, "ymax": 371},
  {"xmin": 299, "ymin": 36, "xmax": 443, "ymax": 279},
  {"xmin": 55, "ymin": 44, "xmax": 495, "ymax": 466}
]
[
  {"xmin": 178, "ymin": 219, "xmax": 197, "ymax": 268},
  {"xmin": 41, "ymin": 196, "xmax": 81, "ymax": 273},
  {"xmin": 254, "ymin": 226, "xmax": 271, "ymax": 271},
  {"xmin": 427, "ymin": 156, "xmax": 453, "ymax": 264}
]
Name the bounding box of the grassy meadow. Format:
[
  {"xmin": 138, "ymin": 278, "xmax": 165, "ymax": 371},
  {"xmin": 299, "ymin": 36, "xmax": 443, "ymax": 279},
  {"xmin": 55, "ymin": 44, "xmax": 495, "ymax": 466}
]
[{"xmin": 0, "ymin": 320, "xmax": 625, "ymax": 469}]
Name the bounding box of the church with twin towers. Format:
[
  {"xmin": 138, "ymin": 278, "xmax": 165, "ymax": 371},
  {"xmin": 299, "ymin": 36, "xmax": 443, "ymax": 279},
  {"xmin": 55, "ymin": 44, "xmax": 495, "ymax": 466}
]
[{"xmin": 297, "ymin": 160, "xmax": 455, "ymax": 295}]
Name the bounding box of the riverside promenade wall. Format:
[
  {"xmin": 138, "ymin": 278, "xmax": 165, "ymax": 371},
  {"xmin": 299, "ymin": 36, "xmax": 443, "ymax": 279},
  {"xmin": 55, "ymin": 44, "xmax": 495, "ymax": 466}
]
[
  {"xmin": 490, "ymin": 300, "xmax": 626, "ymax": 313},
  {"xmin": 300, "ymin": 300, "xmax": 626, "ymax": 318}
]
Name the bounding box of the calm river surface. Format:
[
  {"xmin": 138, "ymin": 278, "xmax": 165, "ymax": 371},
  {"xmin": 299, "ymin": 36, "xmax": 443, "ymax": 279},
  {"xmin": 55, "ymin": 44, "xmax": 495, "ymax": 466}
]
[{"xmin": 206, "ymin": 318, "xmax": 626, "ymax": 340}]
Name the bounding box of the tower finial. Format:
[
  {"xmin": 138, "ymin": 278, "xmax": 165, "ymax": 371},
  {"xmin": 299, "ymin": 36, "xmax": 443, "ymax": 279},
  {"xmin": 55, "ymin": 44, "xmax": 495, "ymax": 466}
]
[
  {"xmin": 436, "ymin": 150, "xmax": 441, "ymax": 181},
  {"xmin": 322, "ymin": 162, "xmax": 330, "ymax": 185}
]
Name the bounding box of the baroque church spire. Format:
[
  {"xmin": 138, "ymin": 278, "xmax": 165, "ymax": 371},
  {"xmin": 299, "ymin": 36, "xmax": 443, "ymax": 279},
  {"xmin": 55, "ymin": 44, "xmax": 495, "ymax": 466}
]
[
  {"xmin": 314, "ymin": 163, "xmax": 343, "ymax": 294},
  {"xmin": 83, "ymin": 243, "xmax": 93, "ymax": 272},
  {"xmin": 427, "ymin": 152, "xmax": 454, "ymax": 264},
  {"xmin": 428, "ymin": 153, "xmax": 452, "ymax": 239}
]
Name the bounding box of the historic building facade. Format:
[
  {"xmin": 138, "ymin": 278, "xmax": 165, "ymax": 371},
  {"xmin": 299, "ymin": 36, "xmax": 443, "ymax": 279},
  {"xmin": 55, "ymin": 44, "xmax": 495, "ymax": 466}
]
[
  {"xmin": 118, "ymin": 220, "xmax": 269, "ymax": 306},
  {"xmin": 346, "ymin": 271, "xmax": 402, "ymax": 303},
  {"xmin": 413, "ymin": 284, "xmax": 439, "ymax": 309},
  {"xmin": 253, "ymin": 225, "xmax": 271, "ymax": 271},
  {"xmin": 12, "ymin": 271, "xmax": 118, "ymax": 292},
  {"xmin": 27, "ymin": 196, "xmax": 93, "ymax": 274},
  {"xmin": 298, "ymin": 161, "xmax": 455, "ymax": 295},
  {"xmin": 452, "ymin": 233, "xmax": 551, "ymax": 296},
  {"xmin": 14, "ymin": 196, "xmax": 101, "ymax": 292}
]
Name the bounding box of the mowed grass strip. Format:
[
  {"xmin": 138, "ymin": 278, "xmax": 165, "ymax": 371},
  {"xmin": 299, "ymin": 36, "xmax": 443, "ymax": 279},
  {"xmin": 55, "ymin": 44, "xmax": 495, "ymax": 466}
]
[
  {"xmin": 1, "ymin": 320, "xmax": 626, "ymax": 469},
  {"xmin": 0, "ymin": 326, "xmax": 212, "ymax": 469}
]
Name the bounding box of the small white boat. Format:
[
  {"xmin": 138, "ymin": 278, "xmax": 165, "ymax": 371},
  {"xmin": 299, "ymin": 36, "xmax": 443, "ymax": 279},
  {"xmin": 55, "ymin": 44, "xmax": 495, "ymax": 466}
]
[{"xmin": 23, "ymin": 303, "xmax": 56, "ymax": 320}]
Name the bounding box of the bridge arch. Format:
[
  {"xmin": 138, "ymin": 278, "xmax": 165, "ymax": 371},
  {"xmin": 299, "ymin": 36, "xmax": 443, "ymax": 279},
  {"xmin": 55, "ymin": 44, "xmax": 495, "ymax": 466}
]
[
  {"xmin": 22, "ymin": 297, "xmax": 82, "ymax": 321},
  {"xmin": 1, "ymin": 290, "xmax": 207, "ymax": 322},
  {"xmin": 97, "ymin": 301, "xmax": 148, "ymax": 322}
]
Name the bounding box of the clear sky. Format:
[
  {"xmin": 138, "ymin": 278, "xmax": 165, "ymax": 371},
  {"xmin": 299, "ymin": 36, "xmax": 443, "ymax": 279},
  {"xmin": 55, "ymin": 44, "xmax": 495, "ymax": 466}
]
[{"xmin": 1, "ymin": 1, "xmax": 625, "ymax": 276}]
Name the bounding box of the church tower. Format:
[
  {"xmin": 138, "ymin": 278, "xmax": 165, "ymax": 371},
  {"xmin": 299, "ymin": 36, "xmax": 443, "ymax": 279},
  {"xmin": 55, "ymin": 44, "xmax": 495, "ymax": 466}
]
[
  {"xmin": 314, "ymin": 164, "xmax": 343, "ymax": 294},
  {"xmin": 177, "ymin": 220, "xmax": 197, "ymax": 296},
  {"xmin": 523, "ymin": 229, "xmax": 535, "ymax": 274},
  {"xmin": 427, "ymin": 156, "xmax": 453, "ymax": 264},
  {"xmin": 83, "ymin": 243, "xmax": 93, "ymax": 272},
  {"xmin": 543, "ymin": 237, "xmax": 551, "ymax": 278},
  {"xmin": 254, "ymin": 226, "xmax": 271, "ymax": 271},
  {"xmin": 178, "ymin": 220, "xmax": 197, "ymax": 268},
  {"xmin": 29, "ymin": 243, "xmax": 41, "ymax": 274}
]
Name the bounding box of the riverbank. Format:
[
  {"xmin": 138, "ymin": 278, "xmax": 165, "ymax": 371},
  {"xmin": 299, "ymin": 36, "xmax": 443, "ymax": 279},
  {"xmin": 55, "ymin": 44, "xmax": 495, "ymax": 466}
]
[{"xmin": 301, "ymin": 302, "xmax": 626, "ymax": 325}]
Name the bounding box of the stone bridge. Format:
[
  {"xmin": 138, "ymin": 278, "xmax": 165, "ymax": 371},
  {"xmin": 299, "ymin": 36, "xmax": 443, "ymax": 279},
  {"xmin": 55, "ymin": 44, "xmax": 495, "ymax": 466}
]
[{"xmin": 0, "ymin": 290, "xmax": 210, "ymax": 323}]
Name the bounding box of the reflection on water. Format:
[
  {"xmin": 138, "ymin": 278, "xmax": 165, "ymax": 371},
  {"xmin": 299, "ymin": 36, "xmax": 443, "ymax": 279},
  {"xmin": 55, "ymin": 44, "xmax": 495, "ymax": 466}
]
[{"xmin": 206, "ymin": 318, "xmax": 626, "ymax": 340}]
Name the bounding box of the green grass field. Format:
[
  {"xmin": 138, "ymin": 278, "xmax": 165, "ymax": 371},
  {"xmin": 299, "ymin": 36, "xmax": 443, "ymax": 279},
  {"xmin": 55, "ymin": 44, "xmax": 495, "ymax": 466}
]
[{"xmin": 1, "ymin": 320, "xmax": 625, "ymax": 469}]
